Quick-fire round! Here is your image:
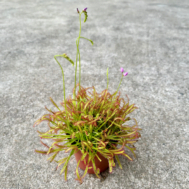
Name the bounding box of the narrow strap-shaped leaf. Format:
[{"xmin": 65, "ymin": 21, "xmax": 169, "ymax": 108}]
[
  {"xmin": 71, "ymin": 132, "xmax": 76, "ymax": 139},
  {"xmin": 57, "ymin": 157, "xmax": 68, "ymax": 164},
  {"xmin": 131, "ymin": 118, "xmax": 138, "ymax": 128},
  {"xmin": 35, "ymin": 150, "xmax": 47, "ymax": 154},
  {"xmin": 65, "ymin": 146, "xmax": 77, "ymax": 153},
  {"xmin": 40, "ymin": 140, "xmax": 49, "ymax": 148},
  {"xmin": 87, "ymin": 152, "xmax": 92, "ymax": 164},
  {"xmin": 126, "ymin": 104, "xmax": 134, "ymax": 113},
  {"xmin": 118, "ymin": 130, "xmax": 137, "ymax": 137},
  {"xmin": 49, "ymin": 97, "xmax": 61, "ymax": 111},
  {"xmin": 60, "ymin": 161, "xmax": 69, "ymax": 175},
  {"xmin": 81, "ymin": 166, "xmax": 89, "ymax": 179},
  {"xmin": 128, "ymin": 107, "xmax": 136, "ymax": 114},
  {"xmin": 95, "ymin": 153, "xmax": 102, "ymax": 162},
  {"xmin": 83, "ymin": 98, "xmax": 93, "ymax": 110},
  {"xmin": 64, "ymin": 166, "xmax": 68, "ymax": 181},
  {"xmin": 125, "ymin": 145, "xmax": 136, "ymax": 158},
  {"xmin": 106, "ymin": 135, "xmax": 120, "ymax": 140},
  {"xmin": 74, "ymin": 121, "xmax": 86, "ymax": 126},
  {"xmin": 108, "ymin": 158, "xmax": 113, "ymax": 173},
  {"xmin": 99, "ymin": 141, "xmax": 106, "ymax": 148},
  {"xmin": 40, "ymin": 135, "xmax": 70, "ymax": 139},
  {"xmin": 81, "ymin": 152, "xmax": 88, "ymax": 161},
  {"xmin": 88, "ymin": 117, "xmax": 102, "ymax": 125},
  {"xmin": 47, "ymin": 152, "xmax": 58, "ymax": 162},
  {"xmin": 96, "ymin": 149, "xmax": 112, "ymax": 159},
  {"xmin": 55, "ymin": 157, "xmax": 67, "ymax": 170},
  {"xmin": 45, "ymin": 106, "xmax": 55, "ymax": 114},
  {"xmin": 33, "ymin": 114, "xmax": 51, "ymax": 127},
  {"xmin": 37, "ymin": 130, "xmax": 49, "ymax": 135},
  {"xmin": 47, "ymin": 146, "xmax": 53, "ymax": 155},
  {"xmin": 125, "ymin": 141, "xmax": 137, "ymax": 144},
  {"xmin": 97, "ymin": 110, "xmax": 117, "ymax": 131},
  {"xmin": 60, "ymin": 149, "xmax": 74, "ymax": 175},
  {"xmin": 92, "ymin": 159, "xmax": 100, "ymax": 178},
  {"xmin": 109, "ymin": 150, "xmax": 124, "ymax": 155},
  {"xmin": 122, "ymin": 152, "xmax": 133, "ymax": 161},
  {"xmin": 75, "ymin": 159, "xmax": 82, "ymax": 183},
  {"xmin": 115, "ymin": 155, "xmax": 122, "ymax": 169},
  {"xmin": 82, "ymin": 142, "xmax": 93, "ymax": 152}
]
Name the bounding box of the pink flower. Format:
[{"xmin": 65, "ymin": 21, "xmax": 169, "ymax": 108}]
[
  {"xmin": 83, "ymin": 8, "xmax": 87, "ymax": 12},
  {"xmin": 123, "ymin": 72, "xmax": 128, "ymax": 76},
  {"xmin": 120, "ymin": 68, "xmax": 124, "ymax": 73}
]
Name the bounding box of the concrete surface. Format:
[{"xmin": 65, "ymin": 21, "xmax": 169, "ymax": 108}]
[{"xmin": 0, "ymin": 0, "xmax": 189, "ymax": 188}]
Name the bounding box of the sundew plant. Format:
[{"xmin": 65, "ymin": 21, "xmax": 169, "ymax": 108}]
[{"xmin": 34, "ymin": 8, "xmax": 141, "ymax": 183}]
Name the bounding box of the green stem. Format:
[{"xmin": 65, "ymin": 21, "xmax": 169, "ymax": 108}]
[
  {"xmin": 54, "ymin": 55, "xmax": 66, "ymax": 103},
  {"xmin": 78, "ymin": 13, "xmax": 82, "ymax": 92},
  {"xmin": 75, "ymin": 38, "xmax": 78, "ymax": 99},
  {"xmin": 106, "ymin": 68, "xmax": 109, "ymax": 90},
  {"xmin": 80, "ymin": 37, "xmax": 93, "ymax": 45},
  {"xmin": 75, "ymin": 13, "xmax": 82, "ymax": 98},
  {"xmin": 115, "ymin": 74, "xmax": 123, "ymax": 97},
  {"xmin": 108, "ymin": 74, "xmax": 124, "ymax": 111},
  {"xmin": 54, "ymin": 55, "xmax": 69, "ymax": 128}
]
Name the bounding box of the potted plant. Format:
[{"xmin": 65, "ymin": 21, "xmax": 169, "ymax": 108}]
[{"xmin": 34, "ymin": 8, "xmax": 141, "ymax": 183}]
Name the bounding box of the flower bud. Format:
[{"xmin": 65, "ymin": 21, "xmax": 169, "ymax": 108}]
[
  {"xmin": 83, "ymin": 7, "xmax": 87, "ymax": 12},
  {"xmin": 123, "ymin": 72, "xmax": 128, "ymax": 76}
]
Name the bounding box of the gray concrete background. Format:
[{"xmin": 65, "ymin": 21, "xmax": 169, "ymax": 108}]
[{"xmin": 0, "ymin": 0, "xmax": 189, "ymax": 188}]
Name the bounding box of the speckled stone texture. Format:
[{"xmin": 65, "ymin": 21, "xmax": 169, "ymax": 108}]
[{"xmin": 0, "ymin": 0, "xmax": 189, "ymax": 188}]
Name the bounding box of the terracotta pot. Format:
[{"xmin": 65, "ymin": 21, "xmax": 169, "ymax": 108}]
[{"xmin": 74, "ymin": 149, "xmax": 109, "ymax": 174}]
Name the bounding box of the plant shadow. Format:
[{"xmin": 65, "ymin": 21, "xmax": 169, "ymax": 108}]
[
  {"xmin": 88, "ymin": 168, "xmax": 110, "ymax": 182},
  {"xmin": 100, "ymin": 168, "xmax": 110, "ymax": 182}
]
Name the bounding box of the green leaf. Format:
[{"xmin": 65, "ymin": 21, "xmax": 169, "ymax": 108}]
[
  {"xmin": 81, "ymin": 166, "xmax": 89, "ymax": 179},
  {"xmin": 47, "ymin": 152, "xmax": 58, "ymax": 162},
  {"xmin": 108, "ymin": 159, "xmax": 113, "ymax": 173},
  {"xmin": 57, "ymin": 157, "xmax": 68, "ymax": 164},
  {"xmin": 81, "ymin": 152, "xmax": 88, "ymax": 161},
  {"xmin": 95, "ymin": 153, "xmax": 102, "ymax": 162},
  {"xmin": 115, "ymin": 155, "xmax": 122, "ymax": 169},
  {"xmin": 60, "ymin": 149, "xmax": 74, "ymax": 175},
  {"xmin": 125, "ymin": 145, "xmax": 136, "ymax": 158},
  {"xmin": 122, "ymin": 152, "xmax": 133, "ymax": 161},
  {"xmin": 76, "ymin": 159, "xmax": 82, "ymax": 183},
  {"xmin": 49, "ymin": 97, "xmax": 61, "ymax": 111},
  {"xmin": 92, "ymin": 159, "xmax": 100, "ymax": 178},
  {"xmin": 65, "ymin": 146, "xmax": 77, "ymax": 153},
  {"xmin": 65, "ymin": 166, "xmax": 68, "ymax": 181},
  {"xmin": 39, "ymin": 134, "xmax": 70, "ymax": 139},
  {"xmin": 35, "ymin": 150, "xmax": 47, "ymax": 154},
  {"xmin": 126, "ymin": 104, "xmax": 134, "ymax": 113}
]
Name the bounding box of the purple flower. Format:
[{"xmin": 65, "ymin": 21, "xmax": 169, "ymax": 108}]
[
  {"xmin": 123, "ymin": 72, "xmax": 128, "ymax": 76},
  {"xmin": 120, "ymin": 68, "xmax": 124, "ymax": 73},
  {"xmin": 77, "ymin": 8, "xmax": 80, "ymax": 13},
  {"xmin": 83, "ymin": 7, "xmax": 87, "ymax": 12}
]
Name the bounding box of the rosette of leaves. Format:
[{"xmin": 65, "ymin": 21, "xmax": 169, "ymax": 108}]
[{"xmin": 34, "ymin": 84, "xmax": 141, "ymax": 183}]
